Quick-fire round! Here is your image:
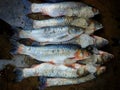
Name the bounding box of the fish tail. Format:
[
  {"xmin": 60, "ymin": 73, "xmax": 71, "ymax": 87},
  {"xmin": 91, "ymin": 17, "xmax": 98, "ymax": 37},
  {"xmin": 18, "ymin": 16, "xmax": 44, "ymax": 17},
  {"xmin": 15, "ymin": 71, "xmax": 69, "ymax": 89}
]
[
  {"xmin": 38, "ymin": 76, "xmax": 47, "ymax": 90},
  {"xmin": 10, "ymin": 41, "xmax": 25, "ymax": 55},
  {"xmin": 22, "ymin": 0, "xmax": 31, "ymax": 14},
  {"xmin": 13, "ymin": 68, "xmax": 24, "ymax": 82}
]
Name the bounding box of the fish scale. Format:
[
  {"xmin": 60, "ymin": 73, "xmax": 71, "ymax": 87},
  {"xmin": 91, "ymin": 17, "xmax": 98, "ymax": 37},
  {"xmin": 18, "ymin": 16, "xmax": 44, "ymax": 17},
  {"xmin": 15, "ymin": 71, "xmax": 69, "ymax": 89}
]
[
  {"xmin": 13, "ymin": 44, "xmax": 93, "ymax": 64},
  {"xmin": 18, "ymin": 26, "xmax": 84, "ymax": 43}
]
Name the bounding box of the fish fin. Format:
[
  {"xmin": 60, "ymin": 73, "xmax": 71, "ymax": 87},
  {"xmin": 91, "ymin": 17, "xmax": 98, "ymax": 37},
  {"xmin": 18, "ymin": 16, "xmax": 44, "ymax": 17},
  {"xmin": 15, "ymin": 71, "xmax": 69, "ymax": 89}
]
[
  {"xmin": 13, "ymin": 68, "xmax": 24, "ymax": 82},
  {"xmin": 64, "ymin": 58, "xmax": 77, "ymax": 65},
  {"xmin": 74, "ymin": 50, "xmax": 84, "ymax": 60},
  {"xmin": 10, "ymin": 27, "xmax": 22, "ymax": 42},
  {"xmin": 65, "ymin": 63, "xmax": 80, "ymax": 69},
  {"xmin": 47, "ymin": 61, "xmax": 55, "ymax": 65},
  {"xmin": 38, "ymin": 76, "xmax": 47, "ymax": 90},
  {"xmin": 10, "ymin": 42, "xmax": 25, "ymax": 55}
]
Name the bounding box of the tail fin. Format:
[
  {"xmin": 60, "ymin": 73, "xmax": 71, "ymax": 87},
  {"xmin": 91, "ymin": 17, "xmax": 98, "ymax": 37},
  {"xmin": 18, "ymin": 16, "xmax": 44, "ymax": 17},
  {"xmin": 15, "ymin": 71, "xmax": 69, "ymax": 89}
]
[
  {"xmin": 38, "ymin": 76, "xmax": 47, "ymax": 90},
  {"xmin": 13, "ymin": 68, "xmax": 24, "ymax": 82},
  {"xmin": 10, "ymin": 41, "xmax": 25, "ymax": 55}
]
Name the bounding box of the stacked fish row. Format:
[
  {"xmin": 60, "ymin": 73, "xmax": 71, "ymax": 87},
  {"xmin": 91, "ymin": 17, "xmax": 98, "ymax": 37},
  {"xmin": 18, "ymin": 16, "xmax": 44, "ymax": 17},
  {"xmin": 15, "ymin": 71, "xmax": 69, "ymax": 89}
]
[{"xmin": 13, "ymin": 1, "xmax": 113, "ymax": 88}]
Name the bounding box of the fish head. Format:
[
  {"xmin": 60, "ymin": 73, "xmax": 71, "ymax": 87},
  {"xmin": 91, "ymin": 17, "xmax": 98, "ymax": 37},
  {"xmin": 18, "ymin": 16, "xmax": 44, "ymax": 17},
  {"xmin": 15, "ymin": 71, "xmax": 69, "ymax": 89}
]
[
  {"xmin": 94, "ymin": 21, "xmax": 103, "ymax": 30},
  {"xmin": 94, "ymin": 51, "xmax": 114, "ymax": 64},
  {"xmin": 100, "ymin": 51, "xmax": 114, "ymax": 63},
  {"xmin": 93, "ymin": 36, "xmax": 109, "ymax": 47}
]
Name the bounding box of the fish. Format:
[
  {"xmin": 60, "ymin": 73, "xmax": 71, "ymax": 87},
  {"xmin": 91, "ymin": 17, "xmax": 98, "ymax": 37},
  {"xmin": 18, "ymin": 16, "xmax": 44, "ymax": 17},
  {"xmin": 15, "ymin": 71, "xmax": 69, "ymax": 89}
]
[
  {"xmin": 14, "ymin": 25, "xmax": 101, "ymax": 44},
  {"xmin": 10, "ymin": 44, "xmax": 98, "ymax": 65},
  {"xmin": 37, "ymin": 34, "xmax": 108, "ymax": 48},
  {"xmin": 77, "ymin": 51, "xmax": 114, "ymax": 65},
  {"xmin": 38, "ymin": 72, "xmax": 105, "ymax": 87},
  {"xmin": 14, "ymin": 63, "xmax": 105, "ymax": 82},
  {"xmin": 15, "ymin": 26, "xmax": 85, "ymax": 43},
  {"xmin": 33, "ymin": 17, "xmax": 103, "ymax": 31},
  {"xmin": 31, "ymin": 2, "xmax": 99, "ymax": 18}
]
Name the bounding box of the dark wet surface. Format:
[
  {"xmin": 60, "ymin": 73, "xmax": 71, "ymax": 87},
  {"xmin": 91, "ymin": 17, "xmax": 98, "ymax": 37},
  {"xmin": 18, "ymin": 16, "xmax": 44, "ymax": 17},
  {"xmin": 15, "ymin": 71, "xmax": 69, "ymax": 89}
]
[{"xmin": 0, "ymin": 0, "xmax": 120, "ymax": 90}]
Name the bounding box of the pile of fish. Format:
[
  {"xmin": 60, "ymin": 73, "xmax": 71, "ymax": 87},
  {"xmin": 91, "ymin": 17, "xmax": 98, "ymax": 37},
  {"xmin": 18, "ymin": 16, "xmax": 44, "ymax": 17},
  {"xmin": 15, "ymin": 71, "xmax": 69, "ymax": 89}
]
[{"xmin": 9, "ymin": 1, "xmax": 113, "ymax": 89}]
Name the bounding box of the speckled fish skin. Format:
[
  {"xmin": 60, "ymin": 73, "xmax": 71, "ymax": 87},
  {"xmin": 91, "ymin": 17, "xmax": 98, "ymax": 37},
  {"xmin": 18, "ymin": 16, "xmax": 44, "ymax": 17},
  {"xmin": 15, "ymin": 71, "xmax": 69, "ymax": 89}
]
[
  {"xmin": 38, "ymin": 70, "xmax": 105, "ymax": 87},
  {"xmin": 31, "ymin": 2, "xmax": 99, "ymax": 18},
  {"xmin": 31, "ymin": 2, "xmax": 87, "ymax": 13},
  {"xmin": 38, "ymin": 34, "xmax": 108, "ymax": 48},
  {"xmin": 33, "ymin": 17, "xmax": 103, "ymax": 31},
  {"xmin": 14, "ymin": 44, "xmax": 92, "ymax": 64},
  {"xmin": 43, "ymin": 74, "xmax": 96, "ymax": 87},
  {"xmin": 14, "ymin": 63, "xmax": 105, "ymax": 82},
  {"xmin": 19, "ymin": 26, "xmax": 84, "ymax": 43}
]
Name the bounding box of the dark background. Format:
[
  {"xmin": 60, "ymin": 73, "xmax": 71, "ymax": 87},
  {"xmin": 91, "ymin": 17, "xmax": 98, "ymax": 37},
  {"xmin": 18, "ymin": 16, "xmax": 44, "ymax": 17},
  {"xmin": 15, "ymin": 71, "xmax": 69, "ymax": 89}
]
[{"xmin": 0, "ymin": 0, "xmax": 120, "ymax": 90}]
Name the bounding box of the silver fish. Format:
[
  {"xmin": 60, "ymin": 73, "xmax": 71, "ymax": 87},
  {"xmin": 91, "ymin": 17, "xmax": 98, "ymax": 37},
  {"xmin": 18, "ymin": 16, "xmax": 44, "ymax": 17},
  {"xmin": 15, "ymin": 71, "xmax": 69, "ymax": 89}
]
[
  {"xmin": 14, "ymin": 63, "xmax": 105, "ymax": 82},
  {"xmin": 38, "ymin": 34, "xmax": 108, "ymax": 48},
  {"xmin": 18, "ymin": 26, "xmax": 84, "ymax": 43},
  {"xmin": 38, "ymin": 71, "xmax": 105, "ymax": 87},
  {"xmin": 11, "ymin": 44, "xmax": 94, "ymax": 64},
  {"xmin": 33, "ymin": 17, "xmax": 103, "ymax": 31},
  {"xmin": 31, "ymin": 2, "xmax": 99, "ymax": 18}
]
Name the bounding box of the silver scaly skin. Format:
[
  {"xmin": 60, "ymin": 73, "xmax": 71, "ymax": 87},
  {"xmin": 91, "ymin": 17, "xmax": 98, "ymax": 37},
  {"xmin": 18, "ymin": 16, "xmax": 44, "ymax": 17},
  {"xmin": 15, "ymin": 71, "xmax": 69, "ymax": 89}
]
[
  {"xmin": 31, "ymin": 2, "xmax": 99, "ymax": 18},
  {"xmin": 19, "ymin": 26, "xmax": 84, "ymax": 43},
  {"xmin": 15, "ymin": 44, "xmax": 93, "ymax": 64},
  {"xmin": 33, "ymin": 17, "xmax": 103, "ymax": 31},
  {"xmin": 38, "ymin": 34, "xmax": 108, "ymax": 48},
  {"xmin": 14, "ymin": 63, "xmax": 106, "ymax": 82}
]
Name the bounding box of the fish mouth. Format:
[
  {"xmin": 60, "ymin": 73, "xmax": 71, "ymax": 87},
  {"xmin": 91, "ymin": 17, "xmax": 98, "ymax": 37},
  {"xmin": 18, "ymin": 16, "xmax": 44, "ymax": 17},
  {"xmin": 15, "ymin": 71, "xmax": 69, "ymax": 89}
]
[
  {"xmin": 94, "ymin": 66, "xmax": 106, "ymax": 76},
  {"xmin": 101, "ymin": 39, "xmax": 109, "ymax": 47},
  {"xmin": 92, "ymin": 8, "xmax": 99, "ymax": 15},
  {"xmin": 94, "ymin": 22, "xmax": 103, "ymax": 30},
  {"xmin": 102, "ymin": 53, "xmax": 114, "ymax": 62}
]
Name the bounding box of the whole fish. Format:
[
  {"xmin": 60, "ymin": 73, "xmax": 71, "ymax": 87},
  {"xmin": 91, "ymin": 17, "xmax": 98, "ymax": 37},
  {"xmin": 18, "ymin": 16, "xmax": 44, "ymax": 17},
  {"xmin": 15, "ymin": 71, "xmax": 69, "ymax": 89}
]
[
  {"xmin": 33, "ymin": 17, "xmax": 103, "ymax": 31},
  {"xmin": 38, "ymin": 34, "xmax": 108, "ymax": 48},
  {"xmin": 14, "ymin": 63, "xmax": 105, "ymax": 82},
  {"xmin": 11, "ymin": 44, "xmax": 98, "ymax": 64},
  {"xmin": 38, "ymin": 72, "xmax": 105, "ymax": 87},
  {"xmin": 77, "ymin": 51, "xmax": 114, "ymax": 65},
  {"xmin": 16, "ymin": 26, "xmax": 85, "ymax": 43},
  {"xmin": 31, "ymin": 2, "xmax": 99, "ymax": 18}
]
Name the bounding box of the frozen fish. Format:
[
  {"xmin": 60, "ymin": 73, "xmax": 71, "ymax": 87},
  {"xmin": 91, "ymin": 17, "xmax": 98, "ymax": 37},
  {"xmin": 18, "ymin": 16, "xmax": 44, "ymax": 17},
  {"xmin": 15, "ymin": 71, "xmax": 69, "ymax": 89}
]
[
  {"xmin": 33, "ymin": 17, "xmax": 103, "ymax": 31},
  {"xmin": 17, "ymin": 26, "xmax": 84, "ymax": 43},
  {"xmin": 14, "ymin": 63, "xmax": 105, "ymax": 82},
  {"xmin": 10, "ymin": 44, "xmax": 98, "ymax": 64},
  {"xmin": 37, "ymin": 34, "xmax": 108, "ymax": 48},
  {"xmin": 31, "ymin": 2, "xmax": 99, "ymax": 18}
]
